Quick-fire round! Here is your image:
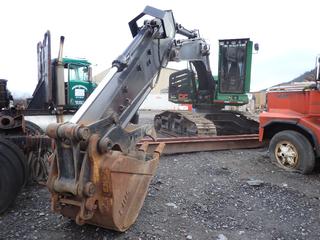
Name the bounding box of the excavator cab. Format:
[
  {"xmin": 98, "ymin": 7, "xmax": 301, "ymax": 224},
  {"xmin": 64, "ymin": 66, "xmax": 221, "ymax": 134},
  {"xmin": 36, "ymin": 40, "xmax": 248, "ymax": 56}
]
[
  {"xmin": 219, "ymin": 39, "xmax": 248, "ymax": 93},
  {"xmin": 215, "ymin": 38, "xmax": 253, "ymax": 106}
]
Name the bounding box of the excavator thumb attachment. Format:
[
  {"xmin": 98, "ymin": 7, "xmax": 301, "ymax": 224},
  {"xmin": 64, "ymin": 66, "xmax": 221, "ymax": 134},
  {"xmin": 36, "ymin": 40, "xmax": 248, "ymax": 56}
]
[{"xmin": 47, "ymin": 123, "xmax": 165, "ymax": 232}]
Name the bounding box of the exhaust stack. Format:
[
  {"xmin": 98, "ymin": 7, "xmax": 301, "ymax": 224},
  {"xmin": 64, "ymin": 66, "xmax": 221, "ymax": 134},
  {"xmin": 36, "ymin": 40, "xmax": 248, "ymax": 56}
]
[{"xmin": 55, "ymin": 36, "xmax": 66, "ymax": 113}]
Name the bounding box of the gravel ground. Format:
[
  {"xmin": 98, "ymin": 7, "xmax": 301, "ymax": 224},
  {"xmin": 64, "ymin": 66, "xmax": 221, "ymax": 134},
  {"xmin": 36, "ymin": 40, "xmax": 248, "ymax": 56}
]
[{"xmin": 1, "ymin": 111, "xmax": 320, "ymax": 240}]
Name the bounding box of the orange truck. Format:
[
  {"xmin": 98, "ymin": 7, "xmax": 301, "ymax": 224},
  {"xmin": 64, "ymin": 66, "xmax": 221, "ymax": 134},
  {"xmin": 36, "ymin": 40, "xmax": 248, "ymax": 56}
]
[{"xmin": 259, "ymin": 76, "xmax": 320, "ymax": 174}]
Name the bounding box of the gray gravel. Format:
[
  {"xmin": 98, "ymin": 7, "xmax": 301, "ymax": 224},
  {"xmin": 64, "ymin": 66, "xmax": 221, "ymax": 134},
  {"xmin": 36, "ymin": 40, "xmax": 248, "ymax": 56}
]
[
  {"xmin": 1, "ymin": 110, "xmax": 320, "ymax": 239},
  {"xmin": 1, "ymin": 149, "xmax": 320, "ymax": 240}
]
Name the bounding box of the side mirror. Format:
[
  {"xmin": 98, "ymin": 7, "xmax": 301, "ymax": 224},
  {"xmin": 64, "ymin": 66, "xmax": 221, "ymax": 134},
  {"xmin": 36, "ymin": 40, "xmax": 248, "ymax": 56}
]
[{"xmin": 254, "ymin": 43, "xmax": 259, "ymax": 52}]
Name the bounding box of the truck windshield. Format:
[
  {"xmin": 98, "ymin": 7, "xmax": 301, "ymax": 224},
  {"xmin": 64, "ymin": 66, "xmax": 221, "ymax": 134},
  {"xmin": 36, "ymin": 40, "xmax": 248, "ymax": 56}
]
[{"xmin": 66, "ymin": 64, "xmax": 89, "ymax": 82}]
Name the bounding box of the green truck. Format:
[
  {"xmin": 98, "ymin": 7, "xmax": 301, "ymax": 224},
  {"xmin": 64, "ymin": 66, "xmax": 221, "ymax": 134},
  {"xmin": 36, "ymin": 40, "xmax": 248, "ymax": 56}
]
[
  {"xmin": 27, "ymin": 32, "xmax": 96, "ymax": 114},
  {"xmin": 0, "ymin": 31, "xmax": 96, "ymax": 214}
]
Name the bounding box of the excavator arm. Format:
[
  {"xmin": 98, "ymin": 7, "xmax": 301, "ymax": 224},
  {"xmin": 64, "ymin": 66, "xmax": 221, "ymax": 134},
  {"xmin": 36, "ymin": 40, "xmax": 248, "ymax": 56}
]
[{"xmin": 46, "ymin": 6, "xmax": 212, "ymax": 231}]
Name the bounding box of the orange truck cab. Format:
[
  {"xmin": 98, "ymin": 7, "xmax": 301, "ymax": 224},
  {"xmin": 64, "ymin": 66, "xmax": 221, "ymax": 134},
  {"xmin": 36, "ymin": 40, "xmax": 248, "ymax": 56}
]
[{"xmin": 259, "ymin": 82, "xmax": 320, "ymax": 174}]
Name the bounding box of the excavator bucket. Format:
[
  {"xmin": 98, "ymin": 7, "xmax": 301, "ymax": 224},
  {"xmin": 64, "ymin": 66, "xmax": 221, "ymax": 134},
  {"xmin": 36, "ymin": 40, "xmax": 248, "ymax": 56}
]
[{"xmin": 47, "ymin": 124, "xmax": 165, "ymax": 232}]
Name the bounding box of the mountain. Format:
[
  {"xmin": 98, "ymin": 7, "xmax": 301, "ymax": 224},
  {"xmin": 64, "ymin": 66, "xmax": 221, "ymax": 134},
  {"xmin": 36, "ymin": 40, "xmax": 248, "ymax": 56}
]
[
  {"xmin": 259, "ymin": 69, "xmax": 317, "ymax": 92},
  {"xmin": 287, "ymin": 69, "xmax": 316, "ymax": 84}
]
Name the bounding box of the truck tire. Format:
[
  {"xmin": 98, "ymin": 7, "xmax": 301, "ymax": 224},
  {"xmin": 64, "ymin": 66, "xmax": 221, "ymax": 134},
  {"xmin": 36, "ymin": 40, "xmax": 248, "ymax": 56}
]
[
  {"xmin": 0, "ymin": 138, "xmax": 27, "ymax": 214},
  {"xmin": 269, "ymin": 130, "xmax": 315, "ymax": 174}
]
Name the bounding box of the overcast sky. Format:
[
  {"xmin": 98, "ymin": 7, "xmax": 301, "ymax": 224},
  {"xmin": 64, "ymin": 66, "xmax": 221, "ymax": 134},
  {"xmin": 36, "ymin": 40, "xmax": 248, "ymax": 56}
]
[{"xmin": 1, "ymin": 0, "xmax": 319, "ymax": 97}]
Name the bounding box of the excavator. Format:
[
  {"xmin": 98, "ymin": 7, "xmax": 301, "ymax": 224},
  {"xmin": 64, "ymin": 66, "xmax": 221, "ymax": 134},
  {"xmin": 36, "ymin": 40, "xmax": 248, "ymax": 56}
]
[
  {"xmin": 46, "ymin": 6, "xmax": 225, "ymax": 231},
  {"xmin": 154, "ymin": 38, "xmax": 259, "ymax": 136}
]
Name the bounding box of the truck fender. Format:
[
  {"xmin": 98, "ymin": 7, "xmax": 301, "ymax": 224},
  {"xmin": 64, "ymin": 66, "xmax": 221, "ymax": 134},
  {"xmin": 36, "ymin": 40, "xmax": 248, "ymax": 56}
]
[{"xmin": 260, "ymin": 120, "xmax": 320, "ymax": 156}]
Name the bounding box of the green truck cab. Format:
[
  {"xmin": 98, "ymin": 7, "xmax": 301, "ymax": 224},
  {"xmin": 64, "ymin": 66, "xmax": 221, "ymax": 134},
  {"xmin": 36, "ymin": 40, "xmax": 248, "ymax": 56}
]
[{"xmin": 61, "ymin": 58, "xmax": 96, "ymax": 110}]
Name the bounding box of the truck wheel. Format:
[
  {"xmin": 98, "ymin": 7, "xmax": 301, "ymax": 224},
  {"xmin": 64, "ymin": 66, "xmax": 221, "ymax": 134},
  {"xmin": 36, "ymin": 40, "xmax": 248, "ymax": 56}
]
[
  {"xmin": 0, "ymin": 138, "xmax": 27, "ymax": 214},
  {"xmin": 269, "ymin": 130, "xmax": 315, "ymax": 174}
]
